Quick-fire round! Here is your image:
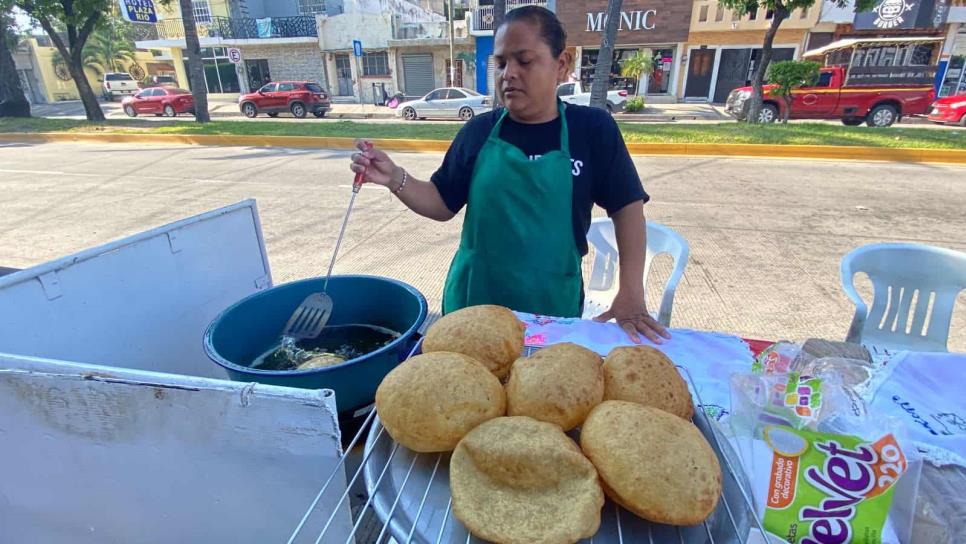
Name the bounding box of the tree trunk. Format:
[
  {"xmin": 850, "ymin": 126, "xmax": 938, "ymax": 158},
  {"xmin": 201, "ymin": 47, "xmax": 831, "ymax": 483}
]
[
  {"xmin": 782, "ymin": 96, "xmax": 791, "ymax": 123},
  {"xmin": 180, "ymin": 0, "xmax": 211, "ymax": 122},
  {"xmin": 31, "ymin": 12, "xmax": 105, "ymax": 121},
  {"xmin": 70, "ymin": 60, "xmax": 105, "ymax": 120},
  {"xmin": 0, "ymin": 16, "xmax": 31, "ymax": 117},
  {"xmin": 491, "ymin": 0, "xmax": 506, "ymax": 106},
  {"xmin": 590, "ymin": 0, "xmax": 622, "ymax": 111},
  {"xmin": 745, "ymin": 3, "xmax": 788, "ymax": 124}
]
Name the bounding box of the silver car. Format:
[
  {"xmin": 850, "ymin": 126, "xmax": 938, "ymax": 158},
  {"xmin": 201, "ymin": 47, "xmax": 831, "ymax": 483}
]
[{"xmin": 396, "ymin": 87, "xmax": 492, "ymax": 121}]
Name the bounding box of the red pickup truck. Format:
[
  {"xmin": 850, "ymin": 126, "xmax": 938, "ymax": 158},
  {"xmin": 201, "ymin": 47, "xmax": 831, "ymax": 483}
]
[{"xmin": 725, "ymin": 66, "xmax": 935, "ymax": 127}]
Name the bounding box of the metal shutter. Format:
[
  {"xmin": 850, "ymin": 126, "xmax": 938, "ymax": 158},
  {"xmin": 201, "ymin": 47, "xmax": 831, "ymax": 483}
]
[{"xmin": 402, "ymin": 54, "xmax": 434, "ymax": 97}]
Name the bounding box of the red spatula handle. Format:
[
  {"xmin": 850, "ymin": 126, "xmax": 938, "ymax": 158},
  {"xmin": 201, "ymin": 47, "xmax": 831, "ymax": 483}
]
[{"xmin": 353, "ymin": 141, "xmax": 373, "ymax": 191}]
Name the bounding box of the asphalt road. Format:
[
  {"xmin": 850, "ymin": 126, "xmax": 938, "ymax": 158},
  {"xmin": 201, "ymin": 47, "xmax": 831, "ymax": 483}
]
[{"xmin": 1, "ymin": 141, "xmax": 964, "ymax": 349}]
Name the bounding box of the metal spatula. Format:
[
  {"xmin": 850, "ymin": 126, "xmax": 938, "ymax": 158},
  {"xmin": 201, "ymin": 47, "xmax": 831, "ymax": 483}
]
[{"xmin": 282, "ymin": 143, "xmax": 371, "ymax": 341}]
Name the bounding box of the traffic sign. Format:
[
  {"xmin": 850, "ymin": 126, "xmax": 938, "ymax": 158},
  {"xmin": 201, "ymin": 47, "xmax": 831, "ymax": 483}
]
[{"xmin": 228, "ymin": 48, "xmax": 242, "ymax": 64}]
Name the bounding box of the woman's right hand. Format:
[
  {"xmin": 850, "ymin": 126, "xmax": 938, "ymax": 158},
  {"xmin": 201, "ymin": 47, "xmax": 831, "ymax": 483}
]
[{"xmin": 350, "ymin": 139, "xmax": 401, "ymax": 189}]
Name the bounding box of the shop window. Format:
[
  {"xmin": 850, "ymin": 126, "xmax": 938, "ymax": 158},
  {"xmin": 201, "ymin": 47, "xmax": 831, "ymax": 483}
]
[
  {"xmin": 908, "ymin": 44, "xmax": 934, "ymax": 66},
  {"xmin": 748, "ymin": 9, "xmax": 757, "ymax": 20},
  {"xmin": 192, "ymin": 1, "xmax": 212, "ymax": 24},
  {"xmin": 715, "ymin": 5, "xmax": 725, "ymax": 22},
  {"xmin": 362, "ymin": 51, "xmax": 390, "ymax": 76},
  {"xmin": 699, "ymin": 5, "xmax": 709, "ymax": 22},
  {"xmin": 765, "ymin": 9, "xmax": 774, "ymax": 19},
  {"xmin": 731, "ymin": 9, "xmax": 740, "ymax": 22}
]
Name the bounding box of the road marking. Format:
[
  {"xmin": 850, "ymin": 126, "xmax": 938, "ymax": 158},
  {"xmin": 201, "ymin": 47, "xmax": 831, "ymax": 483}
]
[{"xmin": 0, "ymin": 168, "xmax": 241, "ymax": 185}]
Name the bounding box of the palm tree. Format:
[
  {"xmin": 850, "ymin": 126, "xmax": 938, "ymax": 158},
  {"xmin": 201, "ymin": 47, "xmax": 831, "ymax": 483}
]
[
  {"xmin": 85, "ymin": 19, "xmax": 137, "ymax": 74},
  {"xmin": 620, "ymin": 50, "xmax": 655, "ymax": 100}
]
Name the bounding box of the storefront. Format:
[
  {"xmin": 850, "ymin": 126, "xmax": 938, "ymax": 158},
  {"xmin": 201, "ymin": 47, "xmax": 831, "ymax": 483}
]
[
  {"xmin": 833, "ymin": 0, "xmax": 952, "ymax": 94},
  {"xmin": 556, "ymin": 1, "xmax": 694, "ymax": 100},
  {"xmin": 233, "ymin": 43, "xmax": 327, "ymax": 94},
  {"xmin": 579, "ymin": 46, "xmax": 677, "ymax": 96},
  {"xmin": 938, "ymin": 27, "xmax": 966, "ymax": 96},
  {"xmin": 183, "ymin": 47, "xmax": 240, "ymax": 94},
  {"xmin": 678, "ymin": 2, "xmax": 818, "ymax": 103}
]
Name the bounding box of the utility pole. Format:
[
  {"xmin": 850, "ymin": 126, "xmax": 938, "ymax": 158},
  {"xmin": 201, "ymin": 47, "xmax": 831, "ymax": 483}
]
[{"xmin": 448, "ymin": 0, "xmax": 456, "ymax": 87}]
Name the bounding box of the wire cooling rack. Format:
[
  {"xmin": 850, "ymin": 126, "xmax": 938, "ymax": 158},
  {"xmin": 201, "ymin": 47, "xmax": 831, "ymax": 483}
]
[{"xmin": 287, "ymin": 344, "xmax": 768, "ymax": 544}]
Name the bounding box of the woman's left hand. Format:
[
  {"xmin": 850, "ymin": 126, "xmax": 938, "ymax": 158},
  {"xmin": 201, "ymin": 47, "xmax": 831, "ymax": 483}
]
[{"xmin": 594, "ymin": 288, "xmax": 671, "ymax": 345}]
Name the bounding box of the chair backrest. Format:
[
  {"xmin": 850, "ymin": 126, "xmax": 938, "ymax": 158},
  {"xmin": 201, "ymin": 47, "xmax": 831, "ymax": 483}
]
[
  {"xmin": 840, "ymin": 243, "xmax": 966, "ymax": 352},
  {"xmin": 585, "ymin": 218, "xmax": 690, "ymax": 326}
]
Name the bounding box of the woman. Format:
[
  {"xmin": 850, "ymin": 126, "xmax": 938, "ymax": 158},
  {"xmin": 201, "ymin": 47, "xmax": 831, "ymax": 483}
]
[{"xmin": 350, "ymin": 6, "xmax": 669, "ymax": 344}]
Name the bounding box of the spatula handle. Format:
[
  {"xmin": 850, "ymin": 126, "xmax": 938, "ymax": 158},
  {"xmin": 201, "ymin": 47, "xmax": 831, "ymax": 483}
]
[{"xmin": 353, "ymin": 142, "xmax": 373, "ymax": 193}]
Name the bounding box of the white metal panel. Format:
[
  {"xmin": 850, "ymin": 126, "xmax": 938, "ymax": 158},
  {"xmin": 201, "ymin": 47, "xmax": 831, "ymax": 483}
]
[
  {"xmin": 0, "ymin": 200, "xmax": 271, "ymax": 379},
  {"xmin": 0, "ymin": 353, "xmax": 352, "ymax": 544},
  {"xmin": 487, "ymin": 54, "xmax": 495, "ymax": 93}
]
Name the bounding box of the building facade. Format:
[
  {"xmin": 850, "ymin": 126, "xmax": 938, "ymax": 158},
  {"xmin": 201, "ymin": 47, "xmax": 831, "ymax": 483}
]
[
  {"xmin": 12, "ymin": 36, "xmax": 175, "ymax": 104},
  {"xmin": 679, "ymin": 1, "xmax": 819, "ymax": 103},
  {"xmin": 133, "ymin": 0, "xmax": 324, "ymax": 94},
  {"xmin": 812, "ymin": 0, "xmax": 966, "ymax": 97},
  {"xmin": 320, "ymin": 0, "xmax": 476, "ymax": 103},
  {"xmin": 555, "ymin": 0, "xmax": 693, "ymax": 102}
]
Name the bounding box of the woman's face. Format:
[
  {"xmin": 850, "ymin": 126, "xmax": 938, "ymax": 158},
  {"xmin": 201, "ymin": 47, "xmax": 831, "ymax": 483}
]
[{"xmin": 494, "ymin": 20, "xmax": 569, "ymax": 121}]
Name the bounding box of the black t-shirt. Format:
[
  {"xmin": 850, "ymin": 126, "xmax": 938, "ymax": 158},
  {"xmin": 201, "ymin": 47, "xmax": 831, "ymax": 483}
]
[{"xmin": 430, "ymin": 104, "xmax": 649, "ymax": 255}]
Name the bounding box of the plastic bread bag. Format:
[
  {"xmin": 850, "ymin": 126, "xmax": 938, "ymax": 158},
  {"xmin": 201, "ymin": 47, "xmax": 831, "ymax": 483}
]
[
  {"xmin": 792, "ymin": 356, "xmax": 876, "ymax": 397},
  {"xmin": 752, "ymin": 341, "xmax": 803, "ymax": 375},
  {"xmin": 728, "ymin": 372, "xmax": 922, "ymax": 544}
]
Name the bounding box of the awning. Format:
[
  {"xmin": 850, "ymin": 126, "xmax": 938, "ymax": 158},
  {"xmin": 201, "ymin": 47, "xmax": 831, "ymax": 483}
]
[{"xmin": 802, "ymin": 36, "xmax": 945, "ymax": 58}]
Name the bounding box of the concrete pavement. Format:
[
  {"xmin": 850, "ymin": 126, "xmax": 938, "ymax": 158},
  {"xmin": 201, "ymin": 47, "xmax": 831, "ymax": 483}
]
[{"xmin": 1, "ymin": 141, "xmax": 964, "ymax": 350}]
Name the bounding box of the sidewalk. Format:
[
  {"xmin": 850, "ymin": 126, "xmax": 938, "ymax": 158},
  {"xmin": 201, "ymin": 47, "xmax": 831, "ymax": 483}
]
[
  {"xmin": 615, "ymin": 102, "xmax": 731, "ymax": 122},
  {"xmin": 204, "ymin": 95, "xmax": 732, "ymax": 121}
]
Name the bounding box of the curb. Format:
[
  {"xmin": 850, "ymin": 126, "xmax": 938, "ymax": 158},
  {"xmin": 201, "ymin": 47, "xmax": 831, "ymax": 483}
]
[{"xmin": 2, "ymin": 132, "xmax": 964, "ymax": 164}]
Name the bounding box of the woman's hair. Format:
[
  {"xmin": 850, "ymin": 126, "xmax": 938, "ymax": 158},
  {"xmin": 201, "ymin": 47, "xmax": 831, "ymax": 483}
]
[{"xmin": 500, "ymin": 6, "xmax": 568, "ymax": 58}]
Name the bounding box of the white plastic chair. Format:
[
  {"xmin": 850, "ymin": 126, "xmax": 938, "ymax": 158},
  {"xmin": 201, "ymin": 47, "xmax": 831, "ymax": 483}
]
[
  {"xmin": 840, "ymin": 243, "xmax": 966, "ymax": 352},
  {"xmin": 582, "ymin": 218, "xmax": 690, "ymax": 327}
]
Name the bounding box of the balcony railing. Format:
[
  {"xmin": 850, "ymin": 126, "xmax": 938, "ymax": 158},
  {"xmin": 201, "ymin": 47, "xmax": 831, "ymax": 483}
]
[
  {"xmin": 392, "ymin": 19, "xmax": 468, "ymax": 41},
  {"xmin": 471, "ymin": 0, "xmax": 546, "ymax": 32},
  {"xmin": 134, "ymin": 15, "xmax": 318, "ymax": 42}
]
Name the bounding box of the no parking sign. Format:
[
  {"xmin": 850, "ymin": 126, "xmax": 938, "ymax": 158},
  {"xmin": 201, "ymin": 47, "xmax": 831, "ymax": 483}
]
[{"xmin": 228, "ymin": 48, "xmax": 242, "ymax": 64}]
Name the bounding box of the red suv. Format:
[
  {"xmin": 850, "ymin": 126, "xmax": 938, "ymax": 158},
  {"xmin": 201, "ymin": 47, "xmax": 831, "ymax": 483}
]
[{"xmin": 238, "ymin": 81, "xmax": 331, "ymax": 119}]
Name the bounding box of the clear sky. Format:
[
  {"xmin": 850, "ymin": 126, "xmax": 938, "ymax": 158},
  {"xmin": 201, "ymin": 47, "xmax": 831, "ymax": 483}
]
[{"xmin": 13, "ymin": 7, "xmax": 36, "ymax": 32}]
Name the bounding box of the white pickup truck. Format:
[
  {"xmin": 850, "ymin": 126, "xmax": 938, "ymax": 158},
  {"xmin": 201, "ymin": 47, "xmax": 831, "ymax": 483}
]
[
  {"xmin": 101, "ymin": 72, "xmax": 140, "ymax": 101},
  {"xmin": 556, "ymin": 81, "xmax": 628, "ymax": 113}
]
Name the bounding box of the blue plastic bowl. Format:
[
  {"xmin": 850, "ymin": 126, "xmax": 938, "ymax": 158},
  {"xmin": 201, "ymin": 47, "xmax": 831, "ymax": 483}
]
[{"xmin": 204, "ymin": 275, "xmax": 428, "ymax": 413}]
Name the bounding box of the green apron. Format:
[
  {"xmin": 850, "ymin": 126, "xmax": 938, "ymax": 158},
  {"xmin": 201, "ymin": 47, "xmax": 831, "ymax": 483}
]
[{"xmin": 442, "ymin": 101, "xmax": 582, "ymax": 317}]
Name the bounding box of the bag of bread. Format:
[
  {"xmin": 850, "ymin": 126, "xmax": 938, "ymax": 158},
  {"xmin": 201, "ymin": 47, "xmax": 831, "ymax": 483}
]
[{"xmin": 729, "ymin": 372, "xmax": 922, "ymax": 544}]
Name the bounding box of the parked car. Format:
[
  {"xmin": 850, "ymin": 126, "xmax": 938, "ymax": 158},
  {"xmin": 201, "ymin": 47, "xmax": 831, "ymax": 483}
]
[
  {"xmin": 101, "ymin": 72, "xmax": 139, "ymax": 101},
  {"xmin": 556, "ymin": 81, "xmax": 628, "ymax": 113},
  {"xmin": 150, "ymin": 75, "xmax": 178, "ymax": 87},
  {"xmin": 397, "ymin": 88, "xmax": 492, "ymax": 121},
  {"xmin": 122, "ymin": 87, "xmax": 195, "ymax": 117},
  {"xmin": 237, "ymin": 81, "xmax": 331, "ymax": 118},
  {"xmin": 927, "ymin": 93, "xmax": 966, "ymax": 127},
  {"xmin": 725, "ymin": 65, "xmax": 935, "ymax": 127}
]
